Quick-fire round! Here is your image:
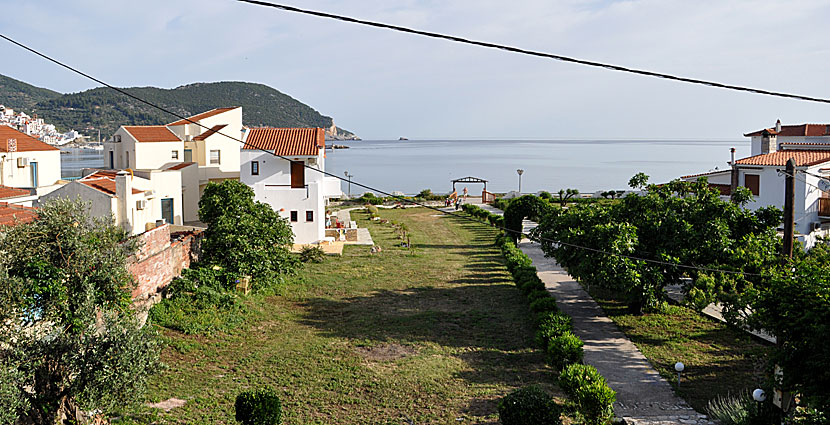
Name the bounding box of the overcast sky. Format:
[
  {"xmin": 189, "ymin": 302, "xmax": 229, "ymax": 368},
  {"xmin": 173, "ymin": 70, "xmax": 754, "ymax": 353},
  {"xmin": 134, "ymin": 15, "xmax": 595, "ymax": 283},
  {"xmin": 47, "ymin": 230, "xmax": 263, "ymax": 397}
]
[{"xmin": 2, "ymin": 0, "xmax": 830, "ymax": 140}]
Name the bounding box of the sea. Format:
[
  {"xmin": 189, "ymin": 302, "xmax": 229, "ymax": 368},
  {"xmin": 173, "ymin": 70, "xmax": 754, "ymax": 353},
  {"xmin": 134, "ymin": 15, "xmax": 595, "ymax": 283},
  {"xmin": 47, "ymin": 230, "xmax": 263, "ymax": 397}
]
[{"xmin": 61, "ymin": 139, "xmax": 748, "ymax": 195}]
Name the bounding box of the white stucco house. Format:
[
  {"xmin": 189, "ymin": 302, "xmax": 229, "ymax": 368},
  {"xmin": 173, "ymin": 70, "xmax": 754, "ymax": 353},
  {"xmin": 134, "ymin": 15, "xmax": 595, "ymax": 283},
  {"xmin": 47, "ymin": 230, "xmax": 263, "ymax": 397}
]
[
  {"xmin": 103, "ymin": 107, "xmax": 242, "ymax": 222},
  {"xmin": 240, "ymin": 127, "xmax": 342, "ymax": 244},
  {"xmin": 0, "ymin": 125, "xmax": 62, "ymax": 194},
  {"xmin": 681, "ymin": 120, "xmax": 830, "ymax": 248},
  {"xmin": 41, "ymin": 168, "xmax": 187, "ymax": 235}
]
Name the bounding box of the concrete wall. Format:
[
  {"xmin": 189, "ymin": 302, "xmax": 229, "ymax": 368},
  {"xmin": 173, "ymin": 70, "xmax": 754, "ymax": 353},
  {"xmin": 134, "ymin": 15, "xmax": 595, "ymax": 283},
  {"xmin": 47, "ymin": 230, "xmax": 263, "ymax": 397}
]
[
  {"xmin": 39, "ymin": 180, "xmax": 116, "ymax": 219},
  {"xmin": 135, "ymin": 141, "xmax": 184, "ymax": 170},
  {"xmin": 0, "ymin": 149, "xmax": 61, "ymax": 188}
]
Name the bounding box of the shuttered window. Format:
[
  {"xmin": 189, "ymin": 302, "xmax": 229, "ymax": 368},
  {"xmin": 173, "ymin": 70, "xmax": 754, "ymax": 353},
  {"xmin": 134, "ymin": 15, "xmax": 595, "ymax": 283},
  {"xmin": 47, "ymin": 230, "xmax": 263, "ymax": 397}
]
[{"xmin": 744, "ymin": 174, "xmax": 760, "ymax": 196}]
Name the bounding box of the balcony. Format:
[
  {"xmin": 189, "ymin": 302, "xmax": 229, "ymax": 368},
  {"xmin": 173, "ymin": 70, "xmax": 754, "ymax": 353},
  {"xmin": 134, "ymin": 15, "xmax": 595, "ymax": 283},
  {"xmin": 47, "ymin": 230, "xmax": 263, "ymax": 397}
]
[{"xmin": 819, "ymin": 198, "xmax": 830, "ymax": 218}]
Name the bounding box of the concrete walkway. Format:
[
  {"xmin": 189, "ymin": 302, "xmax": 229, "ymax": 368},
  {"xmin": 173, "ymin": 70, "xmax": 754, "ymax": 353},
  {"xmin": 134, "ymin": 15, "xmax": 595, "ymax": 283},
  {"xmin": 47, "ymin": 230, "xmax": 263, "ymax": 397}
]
[{"xmin": 475, "ymin": 203, "xmax": 712, "ymax": 425}]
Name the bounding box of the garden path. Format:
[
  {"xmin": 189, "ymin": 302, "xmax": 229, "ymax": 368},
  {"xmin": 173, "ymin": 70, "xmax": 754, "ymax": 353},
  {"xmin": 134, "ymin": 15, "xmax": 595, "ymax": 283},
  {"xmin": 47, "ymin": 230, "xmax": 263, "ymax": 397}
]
[{"xmin": 474, "ymin": 203, "xmax": 713, "ymax": 425}]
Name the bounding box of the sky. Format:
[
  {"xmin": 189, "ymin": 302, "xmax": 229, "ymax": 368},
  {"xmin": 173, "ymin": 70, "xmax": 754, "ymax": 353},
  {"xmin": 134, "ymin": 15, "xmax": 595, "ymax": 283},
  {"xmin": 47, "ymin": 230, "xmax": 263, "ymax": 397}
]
[{"xmin": 2, "ymin": 0, "xmax": 830, "ymax": 140}]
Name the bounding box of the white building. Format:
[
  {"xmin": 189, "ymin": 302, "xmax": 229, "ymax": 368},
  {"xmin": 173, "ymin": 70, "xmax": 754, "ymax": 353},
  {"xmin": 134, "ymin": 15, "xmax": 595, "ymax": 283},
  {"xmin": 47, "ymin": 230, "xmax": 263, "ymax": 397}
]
[
  {"xmin": 104, "ymin": 107, "xmax": 243, "ymax": 222},
  {"xmin": 41, "ymin": 168, "xmax": 188, "ymax": 235},
  {"xmin": 240, "ymin": 127, "xmax": 342, "ymax": 244},
  {"xmin": 0, "ymin": 126, "xmax": 61, "ymax": 193}
]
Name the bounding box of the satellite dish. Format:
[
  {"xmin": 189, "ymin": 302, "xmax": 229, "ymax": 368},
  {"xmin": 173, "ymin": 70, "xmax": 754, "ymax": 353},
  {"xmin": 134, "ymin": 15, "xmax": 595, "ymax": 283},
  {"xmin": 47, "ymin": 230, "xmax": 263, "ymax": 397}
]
[{"xmin": 819, "ymin": 179, "xmax": 830, "ymax": 192}]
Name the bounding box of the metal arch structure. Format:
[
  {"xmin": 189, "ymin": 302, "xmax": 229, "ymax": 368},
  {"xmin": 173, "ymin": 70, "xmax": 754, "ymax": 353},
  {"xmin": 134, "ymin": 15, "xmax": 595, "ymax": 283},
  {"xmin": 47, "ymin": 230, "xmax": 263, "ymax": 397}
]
[{"xmin": 451, "ymin": 176, "xmax": 488, "ymax": 193}]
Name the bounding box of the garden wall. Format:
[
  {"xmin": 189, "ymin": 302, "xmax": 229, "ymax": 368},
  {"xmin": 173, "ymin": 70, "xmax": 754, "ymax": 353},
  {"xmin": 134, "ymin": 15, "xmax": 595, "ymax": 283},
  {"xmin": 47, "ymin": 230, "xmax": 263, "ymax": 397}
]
[{"xmin": 128, "ymin": 224, "xmax": 202, "ymax": 301}]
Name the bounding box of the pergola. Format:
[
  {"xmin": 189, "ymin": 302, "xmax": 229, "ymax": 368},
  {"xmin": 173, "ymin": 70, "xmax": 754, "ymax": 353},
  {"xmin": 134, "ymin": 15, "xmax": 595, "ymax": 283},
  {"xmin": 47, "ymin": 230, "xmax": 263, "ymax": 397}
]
[{"xmin": 451, "ymin": 176, "xmax": 488, "ymax": 193}]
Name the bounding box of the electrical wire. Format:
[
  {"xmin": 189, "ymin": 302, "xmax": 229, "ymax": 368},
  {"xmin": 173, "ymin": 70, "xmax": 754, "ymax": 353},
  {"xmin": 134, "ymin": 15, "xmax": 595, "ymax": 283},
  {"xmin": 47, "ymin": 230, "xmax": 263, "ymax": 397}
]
[
  {"xmin": 0, "ymin": 32, "xmax": 770, "ymax": 278},
  {"xmin": 236, "ymin": 0, "xmax": 830, "ymax": 105}
]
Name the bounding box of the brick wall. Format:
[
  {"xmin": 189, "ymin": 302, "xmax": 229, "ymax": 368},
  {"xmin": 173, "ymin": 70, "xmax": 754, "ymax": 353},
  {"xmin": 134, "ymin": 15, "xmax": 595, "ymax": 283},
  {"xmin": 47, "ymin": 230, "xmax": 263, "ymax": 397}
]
[{"xmin": 128, "ymin": 224, "xmax": 202, "ymax": 301}]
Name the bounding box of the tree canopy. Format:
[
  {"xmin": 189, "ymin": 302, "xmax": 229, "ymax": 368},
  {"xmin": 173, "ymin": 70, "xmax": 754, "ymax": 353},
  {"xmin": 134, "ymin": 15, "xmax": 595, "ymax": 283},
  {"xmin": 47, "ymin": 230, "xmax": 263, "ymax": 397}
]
[{"xmin": 0, "ymin": 199, "xmax": 161, "ymax": 424}]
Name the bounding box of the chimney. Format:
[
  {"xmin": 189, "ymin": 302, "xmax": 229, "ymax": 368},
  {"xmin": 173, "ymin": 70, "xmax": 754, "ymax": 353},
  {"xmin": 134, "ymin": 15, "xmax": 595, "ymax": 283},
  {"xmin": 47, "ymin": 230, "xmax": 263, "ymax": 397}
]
[
  {"xmin": 775, "ymin": 119, "xmax": 782, "ymax": 133},
  {"xmin": 115, "ymin": 170, "xmax": 132, "ymax": 233},
  {"xmin": 761, "ymin": 129, "xmax": 777, "ymax": 154},
  {"xmin": 730, "ymin": 147, "xmax": 736, "ymax": 165}
]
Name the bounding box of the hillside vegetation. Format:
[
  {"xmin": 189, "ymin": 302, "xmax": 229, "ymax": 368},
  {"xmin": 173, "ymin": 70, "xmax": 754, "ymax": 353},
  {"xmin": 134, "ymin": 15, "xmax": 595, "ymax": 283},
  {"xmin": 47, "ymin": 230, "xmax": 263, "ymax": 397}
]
[{"xmin": 0, "ymin": 75, "xmax": 355, "ymax": 138}]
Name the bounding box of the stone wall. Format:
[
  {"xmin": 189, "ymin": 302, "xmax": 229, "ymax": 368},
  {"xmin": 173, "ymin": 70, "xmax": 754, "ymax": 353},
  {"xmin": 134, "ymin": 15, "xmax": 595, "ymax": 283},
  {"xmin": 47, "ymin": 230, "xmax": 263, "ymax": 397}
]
[{"xmin": 128, "ymin": 224, "xmax": 202, "ymax": 302}]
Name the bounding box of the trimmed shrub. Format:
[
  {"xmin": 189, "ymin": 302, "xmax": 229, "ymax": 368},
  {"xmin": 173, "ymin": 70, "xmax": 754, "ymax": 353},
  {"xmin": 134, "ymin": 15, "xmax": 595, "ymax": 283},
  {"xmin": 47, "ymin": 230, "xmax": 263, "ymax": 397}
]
[
  {"xmin": 367, "ymin": 205, "xmax": 379, "ymax": 215},
  {"xmin": 299, "ymin": 246, "xmax": 325, "ymax": 263},
  {"xmin": 547, "ymin": 331, "xmax": 583, "ymax": 369},
  {"xmin": 559, "ymin": 364, "xmax": 616, "ymax": 425},
  {"xmin": 235, "ymin": 387, "xmax": 282, "ymax": 425},
  {"xmin": 529, "ymin": 297, "xmax": 559, "ymax": 314},
  {"xmin": 497, "ymin": 385, "xmax": 562, "ymax": 425},
  {"xmin": 527, "ymin": 289, "xmax": 551, "ymax": 303},
  {"xmin": 535, "ymin": 312, "xmax": 572, "ymax": 348},
  {"xmin": 521, "ymin": 276, "xmax": 546, "ymax": 294}
]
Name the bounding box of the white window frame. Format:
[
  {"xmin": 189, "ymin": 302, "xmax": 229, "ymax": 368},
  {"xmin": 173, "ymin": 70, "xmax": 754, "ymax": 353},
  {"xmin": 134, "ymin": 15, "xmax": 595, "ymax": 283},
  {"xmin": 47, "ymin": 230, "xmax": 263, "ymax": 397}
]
[{"xmin": 210, "ymin": 150, "xmax": 221, "ymax": 165}]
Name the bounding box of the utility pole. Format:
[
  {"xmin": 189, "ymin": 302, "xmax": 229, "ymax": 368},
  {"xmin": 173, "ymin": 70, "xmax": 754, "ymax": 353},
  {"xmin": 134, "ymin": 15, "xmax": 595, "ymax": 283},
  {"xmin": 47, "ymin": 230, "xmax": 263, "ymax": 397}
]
[{"xmin": 782, "ymin": 158, "xmax": 795, "ymax": 260}]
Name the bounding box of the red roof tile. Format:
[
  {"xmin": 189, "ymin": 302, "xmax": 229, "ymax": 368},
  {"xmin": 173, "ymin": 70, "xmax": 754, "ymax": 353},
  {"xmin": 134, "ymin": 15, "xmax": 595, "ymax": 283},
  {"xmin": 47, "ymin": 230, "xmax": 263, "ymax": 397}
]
[
  {"xmin": 745, "ymin": 124, "xmax": 830, "ymax": 137},
  {"xmin": 168, "ymin": 107, "xmax": 238, "ymax": 126},
  {"xmin": 734, "ymin": 150, "xmax": 830, "ymax": 167},
  {"xmin": 79, "ymin": 171, "xmax": 144, "ymax": 196},
  {"xmin": 0, "ymin": 202, "xmax": 37, "ymax": 226},
  {"xmin": 0, "ymin": 185, "xmax": 31, "ymax": 199},
  {"xmin": 0, "ymin": 126, "xmax": 60, "ymax": 152},
  {"xmin": 193, "ymin": 124, "xmax": 227, "ymax": 141},
  {"xmin": 243, "ymin": 128, "xmax": 324, "ymax": 156},
  {"xmin": 165, "ymin": 162, "xmax": 196, "ymax": 171},
  {"xmin": 123, "ymin": 126, "xmax": 181, "ymax": 143}
]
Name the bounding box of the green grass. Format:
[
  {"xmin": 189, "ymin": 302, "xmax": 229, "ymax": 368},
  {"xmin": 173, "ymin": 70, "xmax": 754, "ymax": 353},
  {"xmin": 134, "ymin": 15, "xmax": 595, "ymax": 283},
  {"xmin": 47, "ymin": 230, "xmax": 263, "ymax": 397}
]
[
  {"xmin": 589, "ymin": 287, "xmax": 772, "ymax": 413},
  {"xmin": 122, "ymin": 208, "xmax": 558, "ymax": 424}
]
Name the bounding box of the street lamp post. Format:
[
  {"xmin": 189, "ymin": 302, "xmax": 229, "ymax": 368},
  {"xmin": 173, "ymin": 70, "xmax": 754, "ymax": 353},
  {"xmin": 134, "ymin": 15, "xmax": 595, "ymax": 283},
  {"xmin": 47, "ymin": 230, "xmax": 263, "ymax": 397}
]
[
  {"xmin": 516, "ymin": 169, "xmax": 524, "ymax": 193},
  {"xmin": 344, "ymin": 171, "xmax": 354, "ymax": 198}
]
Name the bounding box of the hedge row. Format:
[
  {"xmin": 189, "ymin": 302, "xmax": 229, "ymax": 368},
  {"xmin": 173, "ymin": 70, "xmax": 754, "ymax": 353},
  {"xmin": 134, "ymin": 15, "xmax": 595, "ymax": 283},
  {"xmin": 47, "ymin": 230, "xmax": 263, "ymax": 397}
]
[
  {"xmin": 495, "ymin": 235, "xmax": 616, "ymax": 425},
  {"xmin": 462, "ymin": 203, "xmax": 505, "ymax": 228}
]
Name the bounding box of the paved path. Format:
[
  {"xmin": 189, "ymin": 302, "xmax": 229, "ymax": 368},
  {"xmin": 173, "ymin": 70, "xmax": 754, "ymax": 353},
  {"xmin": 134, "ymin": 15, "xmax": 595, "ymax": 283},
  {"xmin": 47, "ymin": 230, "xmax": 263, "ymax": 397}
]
[{"xmin": 475, "ymin": 204, "xmax": 712, "ymax": 425}]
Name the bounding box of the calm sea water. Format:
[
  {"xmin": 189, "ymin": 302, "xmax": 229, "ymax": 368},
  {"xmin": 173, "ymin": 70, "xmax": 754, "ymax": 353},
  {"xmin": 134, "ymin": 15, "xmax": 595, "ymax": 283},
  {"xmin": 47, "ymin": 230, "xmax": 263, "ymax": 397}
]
[{"xmin": 60, "ymin": 139, "xmax": 748, "ymax": 194}]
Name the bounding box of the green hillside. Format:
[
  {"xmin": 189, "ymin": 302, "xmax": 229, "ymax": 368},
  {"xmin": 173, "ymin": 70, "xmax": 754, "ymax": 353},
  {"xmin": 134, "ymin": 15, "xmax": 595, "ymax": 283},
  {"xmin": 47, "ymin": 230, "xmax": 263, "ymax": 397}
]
[
  {"xmin": 0, "ymin": 75, "xmax": 355, "ymax": 138},
  {"xmin": 0, "ymin": 74, "xmax": 62, "ymax": 110}
]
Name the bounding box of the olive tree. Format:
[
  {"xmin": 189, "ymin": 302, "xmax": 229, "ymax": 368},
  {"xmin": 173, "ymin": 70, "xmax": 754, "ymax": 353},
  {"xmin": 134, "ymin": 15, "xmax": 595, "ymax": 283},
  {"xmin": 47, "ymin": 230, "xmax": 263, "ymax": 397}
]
[{"xmin": 0, "ymin": 199, "xmax": 161, "ymax": 424}]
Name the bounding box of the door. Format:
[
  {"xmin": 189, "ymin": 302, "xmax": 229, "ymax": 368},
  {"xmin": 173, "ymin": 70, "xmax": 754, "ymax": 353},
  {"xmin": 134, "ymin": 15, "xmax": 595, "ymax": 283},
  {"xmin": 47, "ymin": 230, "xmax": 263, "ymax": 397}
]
[
  {"xmin": 184, "ymin": 149, "xmax": 192, "ymax": 162},
  {"xmin": 109, "ymin": 151, "xmax": 114, "ymax": 169},
  {"xmin": 290, "ymin": 161, "xmax": 305, "ymax": 188},
  {"xmin": 161, "ymin": 198, "xmax": 174, "ymax": 224},
  {"xmin": 30, "ymin": 162, "xmax": 38, "ymax": 187}
]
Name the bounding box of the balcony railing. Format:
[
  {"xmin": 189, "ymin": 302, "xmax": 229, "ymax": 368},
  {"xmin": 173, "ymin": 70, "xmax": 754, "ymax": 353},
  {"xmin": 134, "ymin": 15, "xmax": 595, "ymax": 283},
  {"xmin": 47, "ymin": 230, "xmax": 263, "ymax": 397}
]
[{"xmin": 819, "ymin": 198, "xmax": 830, "ymax": 217}]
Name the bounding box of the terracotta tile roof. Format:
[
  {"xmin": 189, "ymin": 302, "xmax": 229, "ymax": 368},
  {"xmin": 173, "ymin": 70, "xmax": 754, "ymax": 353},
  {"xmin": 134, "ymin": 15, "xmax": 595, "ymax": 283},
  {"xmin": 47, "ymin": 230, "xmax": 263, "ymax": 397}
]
[
  {"xmin": 745, "ymin": 124, "xmax": 830, "ymax": 137},
  {"xmin": 193, "ymin": 124, "xmax": 227, "ymax": 141},
  {"xmin": 243, "ymin": 128, "xmax": 324, "ymax": 156},
  {"xmin": 79, "ymin": 171, "xmax": 144, "ymax": 196},
  {"xmin": 680, "ymin": 170, "xmax": 730, "ymax": 179},
  {"xmin": 0, "ymin": 202, "xmax": 37, "ymax": 226},
  {"xmin": 165, "ymin": 162, "xmax": 196, "ymax": 171},
  {"xmin": 734, "ymin": 150, "xmax": 830, "ymax": 167},
  {"xmin": 168, "ymin": 107, "xmax": 238, "ymax": 126},
  {"xmin": 0, "ymin": 185, "xmax": 32, "ymax": 199},
  {"xmin": 122, "ymin": 126, "xmax": 181, "ymax": 143},
  {"xmin": 0, "ymin": 126, "xmax": 60, "ymax": 152}
]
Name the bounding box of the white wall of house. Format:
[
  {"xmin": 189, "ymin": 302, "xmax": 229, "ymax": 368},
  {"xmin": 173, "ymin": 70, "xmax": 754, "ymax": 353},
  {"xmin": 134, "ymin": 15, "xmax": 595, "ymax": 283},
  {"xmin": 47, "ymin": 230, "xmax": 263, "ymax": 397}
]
[
  {"xmin": 40, "ymin": 181, "xmax": 116, "ymax": 221},
  {"xmin": 133, "ymin": 169, "xmax": 184, "ymax": 226},
  {"xmin": 178, "ymin": 164, "xmax": 200, "ymax": 222},
  {"xmin": 240, "ymin": 149, "xmax": 325, "ymax": 243},
  {"xmin": 750, "ymin": 135, "xmax": 830, "ymax": 156},
  {"xmin": 135, "ymin": 141, "xmax": 184, "ymax": 170},
  {"xmin": 737, "ymin": 165, "xmax": 824, "ymax": 237},
  {"xmin": 0, "ymin": 150, "xmax": 61, "ymax": 188}
]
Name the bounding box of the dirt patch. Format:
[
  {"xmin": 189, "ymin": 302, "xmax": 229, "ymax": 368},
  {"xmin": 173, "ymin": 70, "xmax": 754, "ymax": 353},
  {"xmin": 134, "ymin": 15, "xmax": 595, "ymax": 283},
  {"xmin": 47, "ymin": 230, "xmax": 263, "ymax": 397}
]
[
  {"xmin": 354, "ymin": 343, "xmax": 417, "ymax": 361},
  {"xmin": 146, "ymin": 397, "xmax": 186, "ymax": 412}
]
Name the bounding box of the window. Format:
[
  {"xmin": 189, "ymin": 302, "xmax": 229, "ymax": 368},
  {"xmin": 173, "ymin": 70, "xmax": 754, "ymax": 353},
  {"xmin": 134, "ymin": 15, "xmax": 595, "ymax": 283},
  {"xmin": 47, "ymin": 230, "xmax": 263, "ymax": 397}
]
[
  {"xmin": 306, "ymin": 210, "xmax": 314, "ymax": 222},
  {"xmin": 171, "ymin": 150, "xmax": 179, "ymax": 159},
  {"xmin": 744, "ymin": 174, "xmax": 760, "ymax": 196},
  {"xmin": 210, "ymin": 150, "xmax": 221, "ymax": 165},
  {"xmin": 290, "ymin": 211, "xmax": 298, "ymax": 222},
  {"xmin": 251, "ymin": 161, "xmax": 259, "ymax": 176}
]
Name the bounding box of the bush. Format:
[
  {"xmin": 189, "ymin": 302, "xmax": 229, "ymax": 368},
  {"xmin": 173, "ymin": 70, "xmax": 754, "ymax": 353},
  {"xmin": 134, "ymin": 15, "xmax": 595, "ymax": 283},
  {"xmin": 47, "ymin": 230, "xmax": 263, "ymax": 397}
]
[
  {"xmin": 299, "ymin": 246, "xmax": 325, "ymax": 263},
  {"xmin": 539, "ymin": 191, "xmax": 552, "ymax": 200},
  {"xmin": 527, "ymin": 289, "xmax": 551, "ymax": 303},
  {"xmin": 497, "ymin": 386, "xmax": 562, "ymax": 425},
  {"xmin": 529, "ymin": 297, "xmax": 559, "ymax": 314},
  {"xmin": 235, "ymin": 387, "xmax": 282, "ymax": 425},
  {"xmin": 536, "ymin": 313, "xmax": 572, "ymax": 348},
  {"xmin": 559, "ymin": 364, "xmax": 616, "ymax": 425},
  {"xmin": 547, "ymin": 331, "xmax": 583, "ymax": 369},
  {"xmin": 706, "ymin": 392, "xmax": 781, "ymax": 425},
  {"xmin": 489, "ymin": 214, "xmax": 505, "ymax": 228},
  {"xmin": 417, "ymin": 188, "xmax": 444, "ymax": 201}
]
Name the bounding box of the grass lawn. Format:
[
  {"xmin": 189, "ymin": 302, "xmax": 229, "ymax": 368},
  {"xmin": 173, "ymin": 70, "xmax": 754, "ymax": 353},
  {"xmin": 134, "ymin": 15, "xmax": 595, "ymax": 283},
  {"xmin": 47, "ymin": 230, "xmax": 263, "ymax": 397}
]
[
  {"xmin": 589, "ymin": 287, "xmax": 772, "ymax": 413},
  {"xmin": 123, "ymin": 208, "xmax": 558, "ymax": 424}
]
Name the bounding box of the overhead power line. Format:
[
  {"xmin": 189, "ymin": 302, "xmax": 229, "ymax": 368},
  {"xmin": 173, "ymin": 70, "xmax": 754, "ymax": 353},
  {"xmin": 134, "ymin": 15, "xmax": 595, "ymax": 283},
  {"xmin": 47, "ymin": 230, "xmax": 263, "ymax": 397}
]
[
  {"xmin": 236, "ymin": 0, "xmax": 830, "ymax": 105},
  {"xmin": 0, "ymin": 32, "xmax": 765, "ymax": 278}
]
